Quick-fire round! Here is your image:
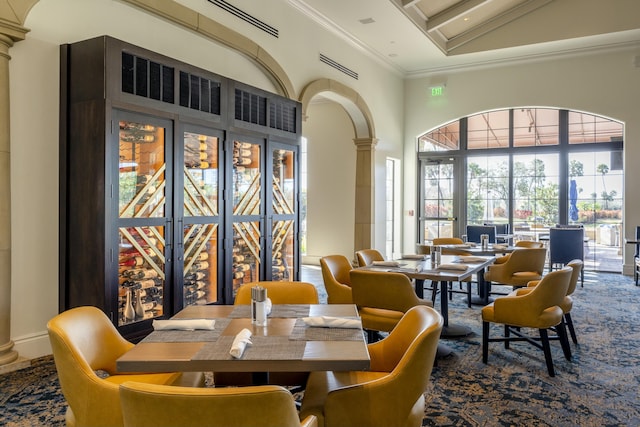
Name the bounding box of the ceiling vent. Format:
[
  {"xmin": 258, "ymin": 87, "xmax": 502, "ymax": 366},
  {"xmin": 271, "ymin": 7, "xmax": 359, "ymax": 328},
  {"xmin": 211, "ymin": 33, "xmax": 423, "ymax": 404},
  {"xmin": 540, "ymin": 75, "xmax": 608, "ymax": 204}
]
[
  {"xmin": 208, "ymin": 0, "xmax": 278, "ymax": 38},
  {"xmin": 319, "ymin": 54, "xmax": 358, "ymax": 80}
]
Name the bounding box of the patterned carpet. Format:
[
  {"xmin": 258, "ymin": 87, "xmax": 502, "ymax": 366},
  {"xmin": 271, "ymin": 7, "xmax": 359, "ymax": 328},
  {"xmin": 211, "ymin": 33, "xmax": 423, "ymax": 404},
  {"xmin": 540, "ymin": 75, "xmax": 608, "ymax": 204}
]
[{"xmin": 1, "ymin": 270, "xmax": 639, "ymax": 426}]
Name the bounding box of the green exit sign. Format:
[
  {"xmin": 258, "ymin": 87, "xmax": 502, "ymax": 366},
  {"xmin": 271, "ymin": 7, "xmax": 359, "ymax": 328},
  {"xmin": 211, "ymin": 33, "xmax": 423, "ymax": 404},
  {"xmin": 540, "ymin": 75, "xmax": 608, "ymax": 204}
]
[{"xmin": 431, "ymin": 86, "xmax": 444, "ymax": 97}]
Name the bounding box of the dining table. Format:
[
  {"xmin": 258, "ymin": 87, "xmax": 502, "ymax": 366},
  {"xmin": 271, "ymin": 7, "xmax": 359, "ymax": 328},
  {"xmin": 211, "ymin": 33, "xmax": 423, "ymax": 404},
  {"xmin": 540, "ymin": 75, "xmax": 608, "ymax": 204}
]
[
  {"xmin": 359, "ymin": 254, "xmax": 495, "ymax": 338},
  {"xmin": 116, "ymin": 304, "xmax": 370, "ymax": 382}
]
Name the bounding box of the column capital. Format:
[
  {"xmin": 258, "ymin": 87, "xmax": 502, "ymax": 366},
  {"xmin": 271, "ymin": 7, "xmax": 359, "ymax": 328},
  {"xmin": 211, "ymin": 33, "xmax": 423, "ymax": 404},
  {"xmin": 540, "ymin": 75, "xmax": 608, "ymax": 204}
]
[
  {"xmin": 0, "ymin": 17, "xmax": 29, "ymax": 45},
  {"xmin": 353, "ymin": 137, "xmax": 378, "ymax": 151}
]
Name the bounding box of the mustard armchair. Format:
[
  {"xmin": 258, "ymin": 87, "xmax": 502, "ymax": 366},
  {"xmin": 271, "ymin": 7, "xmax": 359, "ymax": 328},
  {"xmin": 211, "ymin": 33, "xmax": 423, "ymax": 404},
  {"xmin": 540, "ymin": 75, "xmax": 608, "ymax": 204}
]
[
  {"xmin": 481, "ymin": 267, "xmax": 573, "ymax": 376},
  {"xmin": 47, "ymin": 306, "xmax": 204, "ymax": 427},
  {"xmin": 518, "ymin": 259, "xmax": 583, "ymax": 346},
  {"xmin": 355, "ymin": 248, "xmax": 385, "ymax": 267},
  {"xmin": 319, "ymin": 255, "xmax": 353, "ymax": 304},
  {"xmin": 120, "ymin": 382, "xmax": 317, "ymax": 427},
  {"xmin": 350, "ymin": 270, "xmax": 433, "ymax": 339},
  {"xmin": 494, "ymin": 240, "xmax": 543, "ymax": 264},
  {"xmin": 234, "ymin": 281, "xmax": 319, "ymax": 305},
  {"xmin": 299, "ymin": 305, "xmax": 443, "ymax": 427},
  {"xmin": 484, "ymin": 247, "xmax": 547, "ymax": 291}
]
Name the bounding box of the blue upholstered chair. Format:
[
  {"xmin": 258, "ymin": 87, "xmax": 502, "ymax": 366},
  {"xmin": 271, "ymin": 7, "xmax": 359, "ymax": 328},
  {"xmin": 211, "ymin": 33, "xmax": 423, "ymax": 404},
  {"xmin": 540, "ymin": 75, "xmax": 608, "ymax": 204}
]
[
  {"xmin": 466, "ymin": 225, "xmax": 497, "ymax": 244},
  {"xmin": 549, "ymin": 227, "xmax": 584, "ymax": 287}
]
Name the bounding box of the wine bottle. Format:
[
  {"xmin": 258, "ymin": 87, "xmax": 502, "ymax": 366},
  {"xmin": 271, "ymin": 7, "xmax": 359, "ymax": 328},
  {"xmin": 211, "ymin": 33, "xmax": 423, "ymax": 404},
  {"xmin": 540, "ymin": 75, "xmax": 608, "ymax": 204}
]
[
  {"xmin": 233, "ymin": 271, "xmax": 245, "ymax": 279},
  {"xmin": 184, "ymin": 271, "xmax": 206, "ymax": 281},
  {"xmin": 234, "ymin": 264, "xmax": 250, "ymax": 272},
  {"xmin": 124, "ymin": 268, "xmax": 159, "ymax": 279},
  {"xmin": 119, "ymin": 256, "xmax": 144, "ymax": 267},
  {"xmin": 233, "ymin": 255, "xmax": 245, "ymax": 263}
]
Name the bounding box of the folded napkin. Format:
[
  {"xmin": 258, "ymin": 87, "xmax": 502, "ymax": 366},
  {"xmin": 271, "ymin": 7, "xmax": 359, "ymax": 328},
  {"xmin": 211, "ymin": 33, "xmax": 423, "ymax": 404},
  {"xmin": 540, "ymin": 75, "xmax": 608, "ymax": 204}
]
[
  {"xmin": 402, "ymin": 254, "xmax": 427, "ymax": 260},
  {"xmin": 492, "ymin": 244, "xmax": 508, "ymax": 250},
  {"xmin": 463, "ymin": 242, "xmax": 476, "ymax": 247},
  {"xmin": 437, "ymin": 263, "xmax": 469, "ymax": 271},
  {"xmin": 456, "ymin": 256, "xmax": 487, "ymax": 263},
  {"xmin": 229, "ymin": 328, "xmax": 252, "ymax": 359},
  {"xmin": 372, "ymin": 260, "xmax": 401, "ymax": 267},
  {"xmin": 152, "ymin": 319, "xmax": 216, "ymax": 331},
  {"xmin": 302, "ymin": 316, "xmax": 362, "ymax": 329}
]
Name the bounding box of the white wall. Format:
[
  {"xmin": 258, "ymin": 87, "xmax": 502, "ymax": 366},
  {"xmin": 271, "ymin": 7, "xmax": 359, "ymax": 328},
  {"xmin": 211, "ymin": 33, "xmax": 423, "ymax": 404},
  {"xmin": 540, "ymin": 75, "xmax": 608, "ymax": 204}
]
[
  {"xmin": 8, "ymin": 0, "xmax": 404, "ymax": 358},
  {"xmin": 402, "ymin": 49, "xmax": 640, "ymax": 274}
]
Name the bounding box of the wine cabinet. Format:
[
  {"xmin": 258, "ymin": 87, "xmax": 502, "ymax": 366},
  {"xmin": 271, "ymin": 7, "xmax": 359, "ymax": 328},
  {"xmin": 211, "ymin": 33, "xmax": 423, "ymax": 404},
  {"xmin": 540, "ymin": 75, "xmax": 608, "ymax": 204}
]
[{"xmin": 59, "ymin": 36, "xmax": 301, "ymax": 340}]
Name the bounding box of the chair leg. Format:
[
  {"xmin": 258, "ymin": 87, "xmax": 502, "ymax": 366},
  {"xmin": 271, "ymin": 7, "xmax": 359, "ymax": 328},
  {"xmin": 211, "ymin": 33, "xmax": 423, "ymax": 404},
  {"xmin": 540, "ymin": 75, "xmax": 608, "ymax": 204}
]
[
  {"xmin": 557, "ymin": 319, "xmax": 572, "ymax": 361},
  {"xmin": 466, "ymin": 281, "xmax": 472, "ymax": 308},
  {"xmin": 565, "ymin": 312, "xmax": 578, "ymax": 344},
  {"xmin": 431, "ymin": 280, "xmax": 438, "ymax": 304},
  {"xmin": 539, "ymin": 329, "xmax": 555, "ymax": 377},
  {"xmin": 504, "ymin": 325, "xmax": 510, "ymax": 349},
  {"xmin": 482, "ymin": 321, "xmax": 489, "ymax": 364}
]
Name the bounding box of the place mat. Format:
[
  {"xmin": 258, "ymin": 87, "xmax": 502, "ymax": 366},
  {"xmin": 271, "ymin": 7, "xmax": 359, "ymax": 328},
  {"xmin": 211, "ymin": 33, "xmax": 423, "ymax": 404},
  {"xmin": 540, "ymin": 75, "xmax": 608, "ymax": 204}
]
[
  {"xmin": 228, "ymin": 304, "xmax": 310, "ymax": 318},
  {"xmin": 290, "ymin": 318, "xmax": 364, "ymax": 341},
  {"xmin": 192, "ymin": 336, "xmax": 306, "ymax": 361},
  {"xmin": 141, "ymin": 318, "xmax": 231, "ymax": 343}
]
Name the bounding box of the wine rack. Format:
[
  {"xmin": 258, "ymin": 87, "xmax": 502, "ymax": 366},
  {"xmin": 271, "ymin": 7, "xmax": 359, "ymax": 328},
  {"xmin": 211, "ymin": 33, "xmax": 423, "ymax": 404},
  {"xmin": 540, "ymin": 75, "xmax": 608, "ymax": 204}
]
[{"xmin": 60, "ymin": 36, "xmax": 301, "ymax": 340}]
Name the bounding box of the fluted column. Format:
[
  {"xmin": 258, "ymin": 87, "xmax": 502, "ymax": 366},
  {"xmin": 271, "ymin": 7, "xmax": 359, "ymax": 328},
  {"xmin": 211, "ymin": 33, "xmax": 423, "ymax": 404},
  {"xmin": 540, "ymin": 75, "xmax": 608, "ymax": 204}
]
[
  {"xmin": 353, "ymin": 137, "xmax": 377, "ymax": 252},
  {"xmin": 0, "ymin": 33, "xmax": 17, "ymax": 365}
]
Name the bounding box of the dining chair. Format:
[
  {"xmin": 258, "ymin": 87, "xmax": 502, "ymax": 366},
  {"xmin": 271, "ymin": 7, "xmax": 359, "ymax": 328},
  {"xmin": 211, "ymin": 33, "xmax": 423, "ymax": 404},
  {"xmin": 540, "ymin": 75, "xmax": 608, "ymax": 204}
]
[
  {"xmin": 517, "ymin": 259, "xmax": 583, "ymax": 346},
  {"xmin": 484, "ymin": 247, "xmax": 547, "ymax": 293},
  {"xmin": 494, "ymin": 240, "xmax": 544, "ymax": 264},
  {"xmin": 481, "ymin": 267, "xmax": 573, "ymax": 377},
  {"xmin": 549, "ymin": 227, "xmax": 585, "ymax": 287},
  {"xmin": 215, "ymin": 281, "xmax": 319, "ymax": 387},
  {"xmin": 349, "ymin": 269, "xmax": 433, "ymax": 342},
  {"xmin": 355, "ymin": 248, "xmax": 385, "ymax": 267},
  {"xmin": 120, "ymin": 382, "xmax": 317, "ymax": 427},
  {"xmin": 466, "ymin": 225, "xmax": 497, "ymax": 243},
  {"xmin": 299, "ymin": 305, "xmax": 443, "ymax": 427},
  {"xmin": 47, "ymin": 306, "xmax": 204, "ymax": 427},
  {"xmin": 633, "ymin": 226, "xmax": 640, "ymax": 285},
  {"xmin": 319, "ymin": 255, "xmax": 353, "ymax": 304}
]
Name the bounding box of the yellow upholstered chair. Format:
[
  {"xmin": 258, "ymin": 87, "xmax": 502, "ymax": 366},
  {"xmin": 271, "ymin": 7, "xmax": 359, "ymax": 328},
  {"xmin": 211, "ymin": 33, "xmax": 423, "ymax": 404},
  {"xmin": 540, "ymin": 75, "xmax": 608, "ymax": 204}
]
[
  {"xmin": 416, "ymin": 244, "xmax": 430, "ymax": 255},
  {"xmin": 518, "ymin": 259, "xmax": 583, "ymax": 346},
  {"xmin": 299, "ymin": 305, "xmax": 443, "ymax": 427},
  {"xmin": 355, "ymin": 248, "xmax": 385, "ymax": 267},
  {"xmin": 484, "ymin": 247, "xmax": 547, "ymax": 292},
  {"xmin": 319, "ymin": 255, "xmax": 353, "ymax": 304},
  {"xmin": 350, "ymin": 269, "xmax": 432, "ymax": 341},
  {"xmin": 494, "ymin": 240, "xmax": 544, "ymax": 264},
  {"xmin": 47, "ymin": 306, "xmax": 204, "ymax": 427},
  {"xmin": 234, "ymin": 281, "xmax": 319, "ymax": 305},
  {"xmin": 216, "ymin": 281, "xmax": 319, "ymax": 387},
  {"xmin": 120, "ymin": 382, "xmax": 317, "ymax": 427},
  {"xmin": 481, "ymin": 267, "xmax": 573, "ymax": 376}
]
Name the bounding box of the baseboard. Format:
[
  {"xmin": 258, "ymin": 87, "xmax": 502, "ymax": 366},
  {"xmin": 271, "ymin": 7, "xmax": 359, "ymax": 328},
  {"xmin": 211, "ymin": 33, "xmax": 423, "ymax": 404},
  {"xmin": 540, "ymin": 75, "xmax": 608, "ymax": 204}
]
[{"xmin": 13, "ymin": 331, "xmax": 51, "ymax": 360}]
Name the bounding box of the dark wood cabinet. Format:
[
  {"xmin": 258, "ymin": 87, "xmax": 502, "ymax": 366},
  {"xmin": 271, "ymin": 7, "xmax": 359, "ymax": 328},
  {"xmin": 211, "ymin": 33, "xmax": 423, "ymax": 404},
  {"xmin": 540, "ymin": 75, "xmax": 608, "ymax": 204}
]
[{"xmin": 59, "ymin": 36, "xmax": 301, "ymax": 340}]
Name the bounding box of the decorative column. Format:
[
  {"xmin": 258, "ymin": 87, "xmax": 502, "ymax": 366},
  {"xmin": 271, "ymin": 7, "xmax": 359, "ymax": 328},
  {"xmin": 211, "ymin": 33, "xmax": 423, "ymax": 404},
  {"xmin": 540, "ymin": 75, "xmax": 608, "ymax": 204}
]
[
  {"xmin": 353, "ymin": 137, "xmax": 377, "ymax": 252},
  {"xmin": 0, "ymin": 33, "xmax": 17, "ymax": 365}
]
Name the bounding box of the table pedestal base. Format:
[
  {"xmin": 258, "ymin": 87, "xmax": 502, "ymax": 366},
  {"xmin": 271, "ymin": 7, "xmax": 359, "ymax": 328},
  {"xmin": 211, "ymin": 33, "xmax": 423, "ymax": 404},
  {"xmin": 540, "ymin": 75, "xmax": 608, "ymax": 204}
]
[
  {"xmin": 467, "ymin": 295, "xmax": 494, "ymax": 306},
  {"xmin": 441, "ymin": 324, "xmax": 472, "ymax": 338}
]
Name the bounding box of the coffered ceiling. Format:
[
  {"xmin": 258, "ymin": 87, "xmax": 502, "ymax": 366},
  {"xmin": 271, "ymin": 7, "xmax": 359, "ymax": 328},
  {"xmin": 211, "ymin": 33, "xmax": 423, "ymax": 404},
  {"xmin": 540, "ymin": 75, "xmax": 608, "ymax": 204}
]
[{"xmin": 292, "ymin": 0, "xmax": 640, "ymax": 75}]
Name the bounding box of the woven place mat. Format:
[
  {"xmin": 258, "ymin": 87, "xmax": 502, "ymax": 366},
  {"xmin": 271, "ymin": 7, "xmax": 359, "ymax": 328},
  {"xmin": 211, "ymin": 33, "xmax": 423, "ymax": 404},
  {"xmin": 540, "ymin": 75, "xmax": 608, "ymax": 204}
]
[
  {"xmin": 141, "ymin": 318, "xmax": 231, "ymax": 342},
  {"xmin": 192, "ymin": 336, "xmax": 306, "ymax": 361},
  {"xmin": 290, "ymin": 318, "xmax": 364, "ymax": 341},
  {"xmin": 228, "ymin": 304, "xmax": 311, "ymax": 318}
]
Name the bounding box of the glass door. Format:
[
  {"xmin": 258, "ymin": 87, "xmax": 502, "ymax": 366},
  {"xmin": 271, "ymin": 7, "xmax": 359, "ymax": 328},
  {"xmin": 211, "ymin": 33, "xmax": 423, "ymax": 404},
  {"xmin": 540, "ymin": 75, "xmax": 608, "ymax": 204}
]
[
  {"xmin": 115, "ymin": 113, "xmax": 170, "ymax": 327},
  {"xmin": 177, "ymin": 126, "xmax": 222, "ymax": 308},
  {"xmin": 419, "ymin": 158, "xmax": 460, "ymax": 242}
]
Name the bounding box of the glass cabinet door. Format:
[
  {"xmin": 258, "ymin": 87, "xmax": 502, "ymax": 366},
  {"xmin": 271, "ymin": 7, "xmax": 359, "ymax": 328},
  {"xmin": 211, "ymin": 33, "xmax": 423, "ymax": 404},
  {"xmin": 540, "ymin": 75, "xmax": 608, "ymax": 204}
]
[
  {"xmin": 231, "ymin": 139, "xmax": 262, "ymax": 296},
  {"xmin": 271, "ymin": 147, "xmax": 297, "ymax": 281},
  {"xmin": 181, "ymin": 130, "xmax": 220, "ymax": 306},
  {"xmin": 117, "ymin": 118, "xmax": 167, "ymax": 326}
]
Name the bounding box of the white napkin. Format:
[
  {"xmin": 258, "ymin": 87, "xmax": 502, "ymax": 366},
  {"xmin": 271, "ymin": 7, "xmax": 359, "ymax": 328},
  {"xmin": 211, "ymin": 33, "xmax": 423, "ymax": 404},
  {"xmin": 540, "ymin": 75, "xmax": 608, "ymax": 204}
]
[
  {"xmin": 372, "ymin": 260, "xmax": 401, "ymax": 267},
  {"xmin": 229, "ymin": 328, "xmax": 252, "ymax": 359},
  {"xmin": 437, "ymin": 263, "xmax": 469, "ymax": 271},
  {"xmin": 302, "ymin": 316, "xmax": 362, "ymax": 329},
  {"xmin": 152, "ymin": 319, "xmax": 216, "ymax": 331},
  {"xmin": 402, "ymin": 254, "xmax": 427, "ymax": 260},
  {"xmin": 492, "ymin": 244, "xmax": 508, "ymax": 250}
]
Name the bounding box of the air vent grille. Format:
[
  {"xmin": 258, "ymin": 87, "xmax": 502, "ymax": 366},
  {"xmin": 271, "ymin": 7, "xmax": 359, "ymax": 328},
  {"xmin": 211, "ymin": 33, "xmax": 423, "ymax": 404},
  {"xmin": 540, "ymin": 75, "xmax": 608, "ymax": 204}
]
[
  {"xmin": 122, "ymin": 52, "xmax": 174, "ymax": 103},
  {"xmin": 269, "ymin": 100, "xmax": 297, "ymax": 133},
  {"xmin": 208, "ymin": 0, "xmax": 278, "ymax": 37},
  {"xmin": 179, "ymin": 71, "xmax": 221, "ymax": 115},
  {"xmin": 235, "ymin": 89, "xmax": 267, "ymax": 126},
  {"xmin": 319, "ymin": 54, "xmax": 358, "ymax": 80}
]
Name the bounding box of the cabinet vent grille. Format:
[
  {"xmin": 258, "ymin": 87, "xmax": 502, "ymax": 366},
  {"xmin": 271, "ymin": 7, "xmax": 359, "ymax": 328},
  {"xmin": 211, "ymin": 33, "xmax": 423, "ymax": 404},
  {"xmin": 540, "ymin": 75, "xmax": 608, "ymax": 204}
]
[
  {"xmin": 208, "ymin": 0, "xmax": 278, "ymax": 38},
  {"xmin": 235, "ymin": 89, "xmax": 267, "ymax": 126},
  {"xmin": 269, "ymin": 100, "xmax": 297, "ymax": 133},
  {"xmin": 319, "ymin": 54, "xmax": 358, "ymax": 80},
  {"xmin": 179, "ymin": 71, "xmax": 221, "ymax": 115},
  {"xmin": 122, "ymin": 52, "xmax": 174, "ymax": 103}
]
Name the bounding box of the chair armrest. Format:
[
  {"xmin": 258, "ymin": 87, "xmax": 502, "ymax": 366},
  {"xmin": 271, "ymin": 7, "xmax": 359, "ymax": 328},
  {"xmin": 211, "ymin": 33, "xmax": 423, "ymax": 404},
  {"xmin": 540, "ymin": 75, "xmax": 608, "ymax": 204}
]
[{"xmin": 300, "ymin": 415, "xmax": 318, "ymax": 427}]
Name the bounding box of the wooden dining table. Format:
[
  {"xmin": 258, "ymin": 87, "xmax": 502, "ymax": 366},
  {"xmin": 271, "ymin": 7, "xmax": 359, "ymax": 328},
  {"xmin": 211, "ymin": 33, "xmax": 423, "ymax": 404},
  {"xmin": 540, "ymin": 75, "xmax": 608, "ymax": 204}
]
[
  {"xmin": 359, "ymin": 254, "xmax": 495, "ymax": 338},
  {"xmin": 116, "ymin": 304, "xmax": 370, "ymax": 377}
]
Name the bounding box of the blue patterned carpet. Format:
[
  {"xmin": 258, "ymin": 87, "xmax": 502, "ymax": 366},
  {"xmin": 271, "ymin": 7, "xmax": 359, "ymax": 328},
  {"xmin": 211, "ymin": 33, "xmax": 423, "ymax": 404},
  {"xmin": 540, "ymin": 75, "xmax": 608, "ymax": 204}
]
[{"xmin": 1, "ymin": 271, "xmax": 639, "ymax": 426}]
